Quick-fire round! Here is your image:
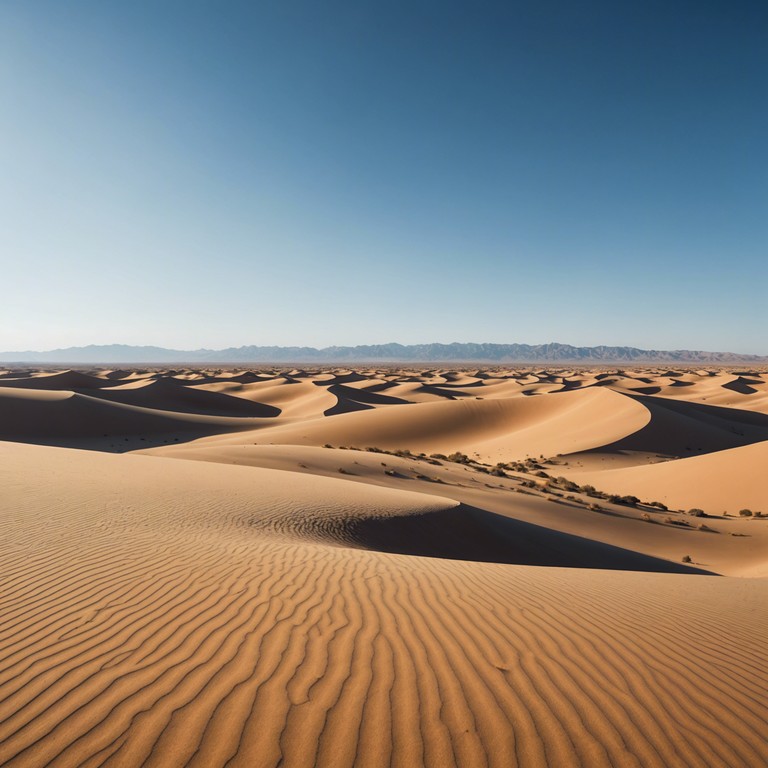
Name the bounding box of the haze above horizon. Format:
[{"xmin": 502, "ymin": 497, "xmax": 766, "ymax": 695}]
[{"xmin": 2, "ymin": 1, "xmax": 766, "ymax": 353}]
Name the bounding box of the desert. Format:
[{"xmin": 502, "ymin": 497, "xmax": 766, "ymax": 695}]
[{"xmin": 0, "ymin": 365, "xmax": 766, "ymax": 767}]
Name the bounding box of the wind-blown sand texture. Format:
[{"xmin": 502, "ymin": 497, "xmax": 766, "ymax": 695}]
[{"xmin": 1, "ymin": 366, "xmax": 766, "ymax": 767}]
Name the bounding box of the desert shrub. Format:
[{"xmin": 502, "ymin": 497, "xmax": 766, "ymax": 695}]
[
  {"xmin": 739, "ymin": 508, "xmax": 753, "ymax": 517},
  {"xmin": 447, "ymin": 452, "xmax": 471, "ymax": 464},
  {"xmin": 534, "ymin": 470, "xmax": 549, "ymax": 478},
  {"xmin": 429, "ymin": 453, "xmax": 448, "ymax": 460},
  {"xmin": 698, "ymin": 523, "xmax": 717, "ymax": 533},
  {"xmin": 490, "ymin": 467, "xmax": 507, "ymax": 477},
  {"xmin": 580, "ymin": 484, "xmax": 597, "ymax": 496},
  {"xmin": 323, "ymin": 443, "xmax": 333, "ymax": 449},
  {"xmin": 647, "ymin": 501, "xmax": 668, "ymax": 510},
  {"xmin": 337, "ymin": 467, "xmax": 350, "ymax": 474},
  {"xmin": 641, "ymin": 513, "xmax": 652, "ymax": 522},
  {"xmin": 605, "ymin": 494, "xmax": 639, "ymax": 505},
  {"xmin": 682, "ymin": 555, "xmax": 692, "ymax": 563},
  {"xmin": 688, "ymin": 508, "xmax": 706, "ymax": 517},
  {"xmin": 394, "ymin": 449, "xmax": 412, "ymax": 458}
]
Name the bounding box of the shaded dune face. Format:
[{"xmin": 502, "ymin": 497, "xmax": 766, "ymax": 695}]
[
  {"xmin": 342, "ymin": 503, "xmax": 711, "ymax": 574},
  {"xmin": 573, "ymin": 393, "xmax": 768, "ymax": 461},
  {"xmin": 0, "ymin": 368, "xmax": 767, "ymax": 768}
]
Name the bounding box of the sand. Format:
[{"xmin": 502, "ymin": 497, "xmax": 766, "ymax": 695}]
[{"xmin": 1, "ymin": 366, "xmax": 766, "ymax": 767}]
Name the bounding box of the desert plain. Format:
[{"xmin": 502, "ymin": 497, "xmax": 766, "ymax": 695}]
[{"xmin": 0, "ymin": 365, "xmax": 766, "ymax": 767}]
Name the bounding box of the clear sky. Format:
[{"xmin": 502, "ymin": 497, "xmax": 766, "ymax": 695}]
[{"xmin": 1, "ymin": 1, "xmax": 766, "ymax": 353}]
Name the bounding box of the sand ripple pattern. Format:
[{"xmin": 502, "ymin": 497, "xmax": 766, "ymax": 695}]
[{"xmin": 0, "ymin": 444, "xmax": 766, "ymax": 768}]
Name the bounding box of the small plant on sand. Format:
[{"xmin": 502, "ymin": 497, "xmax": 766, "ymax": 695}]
[
  {"xmin": 447, "ymin": 452, "xmax": 471, "ymax": 464},
  {"xmin": 688, "ymin": 508, "xmax": 706, "ymax": 517},
  {"xmin": 606, "ymin": 494, "xmax": 639, "ymax": 506},
  {"xmin": 682, "ymin": 555, "xmax": 692, "ymax": 563},
  {"xmin": 337, "ymin": 467, "xmax": 351, "ymax": 474},
  {"xmin": 555, "ymin": 477, "xmax": 579, "ymax": 492},
  {"xmin": 739, "ymin": 508, "xmax": 753, "ymax": 517}
]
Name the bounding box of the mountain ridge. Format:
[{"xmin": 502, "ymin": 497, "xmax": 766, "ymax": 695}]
[{"xmin": 1, "ymin": 342, "xmax": 766, "ymax": 364}]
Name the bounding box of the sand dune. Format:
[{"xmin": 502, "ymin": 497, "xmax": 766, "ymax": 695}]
[
  {"xmin": 0, "ymin": 387, "xmax": 273, "ymax": 447},
  {"xmin": 572, "ymin": 440, "xmax": 768, "ymax": 522},
  {"xmin": 83, "ymin": 378, "xmax": 281, "ymax": 417},
  {"xmin": 193, "ymin": 387, "xmax": 650, "ymax": 463},
  {"xmin": 1, "ymin": 367, "xmax": 766, "ymax": 767},
  {"xmin": 1, "ymin": 441, "xmax": 766, "ymax": 768}
]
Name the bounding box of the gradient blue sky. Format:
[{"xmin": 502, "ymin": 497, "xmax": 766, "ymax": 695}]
[{"xmin": 1, "ymin": 1, "xmax": 766, "ymax": 353}]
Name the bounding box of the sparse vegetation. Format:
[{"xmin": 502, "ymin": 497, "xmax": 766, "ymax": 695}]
[
  {"xmin": 682, "ymin": 555, "xmax": 692, "ymax": 563},
  {"xmin": 554, "ymin": 476, "xmax": 579, "ymax": 492},
  {"xmin": 606, "ymin": 494, "xmax": 640, "ymax": 506}
]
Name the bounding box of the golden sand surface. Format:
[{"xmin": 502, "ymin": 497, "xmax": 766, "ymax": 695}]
[{"xmin": 1, "ymin": 367, "xmax": 766, "ymax": 767}]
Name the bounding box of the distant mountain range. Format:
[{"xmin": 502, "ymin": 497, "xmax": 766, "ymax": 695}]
[{"xmin": 1, "ymin": 343, "xmax": 766, "ymax": 364}]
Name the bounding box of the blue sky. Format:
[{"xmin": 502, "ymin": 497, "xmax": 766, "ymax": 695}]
[{"xmin": 1, "ymin": 1, "xmax": 766, "ymax": 352}]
